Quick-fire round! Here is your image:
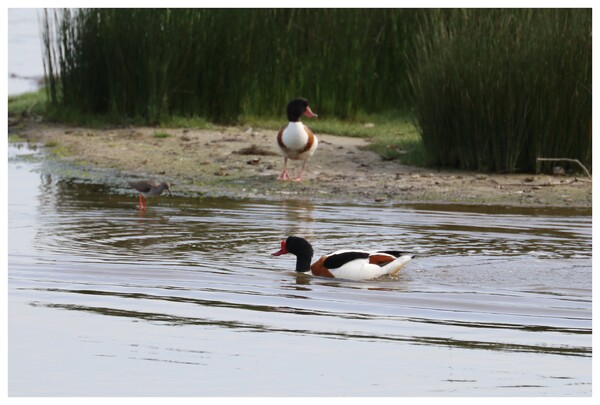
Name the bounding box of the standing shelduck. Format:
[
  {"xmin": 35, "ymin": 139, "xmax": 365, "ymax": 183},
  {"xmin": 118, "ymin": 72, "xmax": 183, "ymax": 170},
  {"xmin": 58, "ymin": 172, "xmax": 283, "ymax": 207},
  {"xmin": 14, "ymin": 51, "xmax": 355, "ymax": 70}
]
[
  {"xmin": 271, "ymin": 236, "xmax": 414, "ymax": 280},
  {"xmin": 276, "ymin": 98, "xmax": 318, "ymax": 181}
]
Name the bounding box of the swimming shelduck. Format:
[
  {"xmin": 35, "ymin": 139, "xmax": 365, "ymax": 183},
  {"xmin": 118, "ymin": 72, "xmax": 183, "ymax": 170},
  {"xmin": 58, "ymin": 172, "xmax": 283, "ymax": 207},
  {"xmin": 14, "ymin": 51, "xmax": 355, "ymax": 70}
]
[
  {"xmin": 276, "ymin": 98, "xmax": 318, "ymax": 181},
  {"xmin": 271, "ymin": 236, "xmax": 414, "ymax": 280}
]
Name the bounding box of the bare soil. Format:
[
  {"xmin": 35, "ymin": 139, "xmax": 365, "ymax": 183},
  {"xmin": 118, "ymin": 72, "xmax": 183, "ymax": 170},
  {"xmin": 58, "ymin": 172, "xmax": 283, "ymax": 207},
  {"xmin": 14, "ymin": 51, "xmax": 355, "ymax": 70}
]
[{"xmin": 11, "ymin": 120, "xmax": 592, "ymax": 208}]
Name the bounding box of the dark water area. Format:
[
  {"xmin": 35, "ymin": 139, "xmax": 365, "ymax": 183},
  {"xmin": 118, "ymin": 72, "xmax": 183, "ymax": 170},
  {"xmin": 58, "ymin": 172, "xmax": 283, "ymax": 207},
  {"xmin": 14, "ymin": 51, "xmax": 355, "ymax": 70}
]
[{"xmin": 8, "ymin": 143, "xmax": 591, "ymax": 396}]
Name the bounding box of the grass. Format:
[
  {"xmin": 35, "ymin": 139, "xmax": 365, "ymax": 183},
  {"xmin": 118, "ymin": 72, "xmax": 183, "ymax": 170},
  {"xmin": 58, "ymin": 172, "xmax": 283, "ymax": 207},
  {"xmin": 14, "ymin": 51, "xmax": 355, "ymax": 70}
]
[
  {"xmin": 8, "ymin": 89, "xmax": 47, "ymax": 117},
  {"xmin": 44, "ymin": 140, "xmax": 59, "ymax": 147},
  {"xmin": 153, "ymin": 131, "xmax": 172, "ymax": 139},
  {"xmin": 44, "ymin": 141, "xmax": 71, "ymax": 157},
  {"xmin": 7, "ymin": 88, "xmax": 110, "ymax": 127},
  {"xmin": 8, "ymin": 134, "xmax": 27, "ymax": 143},
  {"xmin": 160, "ymin": 116, "xmax": 213, "ymax": 130},
  {"xmin": 367, "ymin": 130, "xmax": 425, "ymax": 166}
]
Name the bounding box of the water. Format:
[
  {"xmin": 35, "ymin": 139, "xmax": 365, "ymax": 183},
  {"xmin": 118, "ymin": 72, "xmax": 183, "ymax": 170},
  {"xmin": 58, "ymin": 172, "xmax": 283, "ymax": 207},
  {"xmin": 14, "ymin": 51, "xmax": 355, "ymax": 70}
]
[
  {"xmin": 8, "ymin": 8, "xmax": 45, "ymax": 95},
  {"xmin": 7, "ymin": 143, "xmax": 592, "ymax": 396}
]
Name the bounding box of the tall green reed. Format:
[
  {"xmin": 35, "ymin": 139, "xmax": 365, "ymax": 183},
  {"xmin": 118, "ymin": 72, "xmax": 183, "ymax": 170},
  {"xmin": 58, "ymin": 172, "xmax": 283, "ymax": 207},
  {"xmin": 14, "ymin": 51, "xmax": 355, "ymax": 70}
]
[
  {"xmin": 408, "ymin": 9, "xmax": 591, "ymax": 173},
  {"xmin": 42, "ymin": 9, "xmax": 420, "ymax": 123}
]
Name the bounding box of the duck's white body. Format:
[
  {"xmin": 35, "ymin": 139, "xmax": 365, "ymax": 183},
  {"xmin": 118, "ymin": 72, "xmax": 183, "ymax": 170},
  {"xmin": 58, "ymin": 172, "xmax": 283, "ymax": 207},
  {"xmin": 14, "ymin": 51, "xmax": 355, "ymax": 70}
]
[
  {"xmin": 272, "ymin": 236, "xmax": 414, "ymax": 281},
  {"xmin": 277, "ymin": 122, "xmax": 319, "ymax": 160},
  {"xmin": 307, "ymin": 249, "xmax": 413, "ymax": 280}
]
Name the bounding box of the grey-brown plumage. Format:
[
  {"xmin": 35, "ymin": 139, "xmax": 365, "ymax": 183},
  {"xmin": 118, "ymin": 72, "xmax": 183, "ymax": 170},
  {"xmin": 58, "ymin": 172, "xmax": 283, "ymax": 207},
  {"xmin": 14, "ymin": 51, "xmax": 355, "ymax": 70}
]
[{"xmin": 128, "ymin": 180, "xmax": 172, "ymax": 209}]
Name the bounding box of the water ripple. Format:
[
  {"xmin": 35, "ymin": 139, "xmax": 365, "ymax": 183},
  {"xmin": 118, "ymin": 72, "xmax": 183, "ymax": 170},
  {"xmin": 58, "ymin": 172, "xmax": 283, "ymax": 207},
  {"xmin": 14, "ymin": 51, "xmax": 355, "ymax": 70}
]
[{"xmin": 8, "ymin": 143, "xmax": 592, "ymax": 395}]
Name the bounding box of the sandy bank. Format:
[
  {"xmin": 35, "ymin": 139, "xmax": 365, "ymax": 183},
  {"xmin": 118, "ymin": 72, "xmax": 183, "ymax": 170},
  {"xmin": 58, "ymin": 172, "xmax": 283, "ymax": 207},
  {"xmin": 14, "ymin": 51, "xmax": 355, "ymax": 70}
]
[{"xmin": 10, "ymin": 120, "xmax": 592, "ymax": 208}]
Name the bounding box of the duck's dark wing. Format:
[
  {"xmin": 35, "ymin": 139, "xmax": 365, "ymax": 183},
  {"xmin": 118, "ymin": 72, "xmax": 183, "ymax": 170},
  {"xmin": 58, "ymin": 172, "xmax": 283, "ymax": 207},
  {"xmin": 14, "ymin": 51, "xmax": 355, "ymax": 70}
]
[
  {"xmin": 323, "ymin": 251, "xmax": 369, "ymax": 269},
  {"xmin": 375, "ymin": 250, "xmax": 407, "ymax": 257}
]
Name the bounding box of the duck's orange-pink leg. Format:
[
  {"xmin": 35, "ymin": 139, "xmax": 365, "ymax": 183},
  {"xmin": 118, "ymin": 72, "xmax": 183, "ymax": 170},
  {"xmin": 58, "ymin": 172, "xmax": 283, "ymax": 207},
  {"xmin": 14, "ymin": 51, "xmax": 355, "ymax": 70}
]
[
  {"xmin": 295, "ymin": 160, "xmax": 309, "ymax": 181},
  {"xmin": 277, "ymin": 157, "xmax": 291, "ymax": 181}
]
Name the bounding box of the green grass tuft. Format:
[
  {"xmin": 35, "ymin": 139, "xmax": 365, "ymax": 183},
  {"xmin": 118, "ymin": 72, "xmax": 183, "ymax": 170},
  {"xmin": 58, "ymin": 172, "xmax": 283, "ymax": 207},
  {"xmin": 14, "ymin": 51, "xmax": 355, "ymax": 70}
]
[
  {"xmin": 153, "ymin": 131, "xmax": 172, "ymax": 139},
  {"xmin": 8, "ymin": 89, "xmax": 47, "ymax": 117},
  {"xmin": 44, "ymin": 140, "xmax": 59, "ymax": 147}
]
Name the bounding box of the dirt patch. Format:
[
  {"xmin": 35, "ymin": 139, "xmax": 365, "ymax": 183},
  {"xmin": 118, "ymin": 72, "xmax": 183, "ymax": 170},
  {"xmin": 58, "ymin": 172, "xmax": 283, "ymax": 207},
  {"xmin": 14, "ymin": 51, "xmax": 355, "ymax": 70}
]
[
  {"xmin": 10, "ymin": 120, "xmax": 592, "ymax": 208},
  {"xmin": 233, "ymin": 144, "xmax": 279, "ymax": 156}
]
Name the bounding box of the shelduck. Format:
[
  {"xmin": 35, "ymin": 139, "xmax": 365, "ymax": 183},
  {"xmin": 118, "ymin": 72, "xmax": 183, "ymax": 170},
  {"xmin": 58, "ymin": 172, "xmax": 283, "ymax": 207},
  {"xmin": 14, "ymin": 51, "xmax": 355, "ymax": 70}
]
[
  {"xmin": 276, "ymin": 98, "xmax": 318, "ymax": 181},
  {"xmin": 128, "ymin": 180, "xmax": 172, "ymax": 209},
  {"xmin": 271, "ymin": 236, "xmax": 414, "ymax": 280}
]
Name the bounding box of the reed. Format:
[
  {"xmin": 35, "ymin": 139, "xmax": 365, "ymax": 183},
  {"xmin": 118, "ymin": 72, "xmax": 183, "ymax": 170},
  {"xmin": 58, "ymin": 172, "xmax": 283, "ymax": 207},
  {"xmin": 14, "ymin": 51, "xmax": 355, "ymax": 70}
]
[
  {"xmin": 42, "ymin": 9, "xmax": 420, "ymax": 123},
  {"xmin": 407, "ymin": 9, "xmax": 591, "ymax": 173}
]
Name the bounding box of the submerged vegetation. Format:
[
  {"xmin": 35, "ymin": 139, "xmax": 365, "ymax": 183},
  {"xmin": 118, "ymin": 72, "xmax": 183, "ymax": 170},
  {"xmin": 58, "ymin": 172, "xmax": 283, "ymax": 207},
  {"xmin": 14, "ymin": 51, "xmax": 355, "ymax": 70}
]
[{"xmin": 38, "ymin": 8, "xmax": 591, "ymax": 173}]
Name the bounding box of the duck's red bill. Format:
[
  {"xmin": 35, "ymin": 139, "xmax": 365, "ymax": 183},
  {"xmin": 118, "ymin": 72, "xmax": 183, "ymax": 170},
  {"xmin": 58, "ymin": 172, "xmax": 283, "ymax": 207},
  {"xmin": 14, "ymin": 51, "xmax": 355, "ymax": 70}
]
[
  {"xmin": 271, "ymin": 240, "xmax": 289, "ymax": 256},
  {"xmin": 303, "ymin": 106, "xmax": 318, "ymax": 118}
]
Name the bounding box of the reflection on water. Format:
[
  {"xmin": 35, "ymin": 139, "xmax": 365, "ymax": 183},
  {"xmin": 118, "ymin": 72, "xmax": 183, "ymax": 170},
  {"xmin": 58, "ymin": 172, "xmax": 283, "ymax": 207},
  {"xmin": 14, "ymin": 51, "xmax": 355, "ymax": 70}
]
[{"xmin": 8, "ymin": 143, "xmax": 592, "ymax": 396}]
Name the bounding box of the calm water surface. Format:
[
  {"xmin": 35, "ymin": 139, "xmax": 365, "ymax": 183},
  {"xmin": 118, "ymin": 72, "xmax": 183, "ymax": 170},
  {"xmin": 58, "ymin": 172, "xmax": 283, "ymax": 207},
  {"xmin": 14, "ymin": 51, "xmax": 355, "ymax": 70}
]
[
  {"xmin": 8, "ymin": 143, "xmax": 592, "ymax": 396},
  {"xmin": 8, "ymin": 8, "xmax": 45, "ymax": 95}
]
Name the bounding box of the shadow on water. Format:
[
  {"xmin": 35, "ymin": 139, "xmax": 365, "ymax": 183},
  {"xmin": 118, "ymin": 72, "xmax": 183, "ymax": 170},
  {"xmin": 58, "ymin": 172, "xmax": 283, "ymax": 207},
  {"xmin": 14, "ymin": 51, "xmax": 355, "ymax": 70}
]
[{"xmin": 8, "ymin": 143, "xmax": 592, "ymax": 396}]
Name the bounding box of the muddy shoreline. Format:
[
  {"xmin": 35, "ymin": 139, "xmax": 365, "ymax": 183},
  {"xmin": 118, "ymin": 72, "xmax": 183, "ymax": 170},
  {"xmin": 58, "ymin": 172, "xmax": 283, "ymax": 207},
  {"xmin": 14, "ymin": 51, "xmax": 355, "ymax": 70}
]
[{"xmin": 9, "ymin": 120, "xmax": 592, "ymax": 209}]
